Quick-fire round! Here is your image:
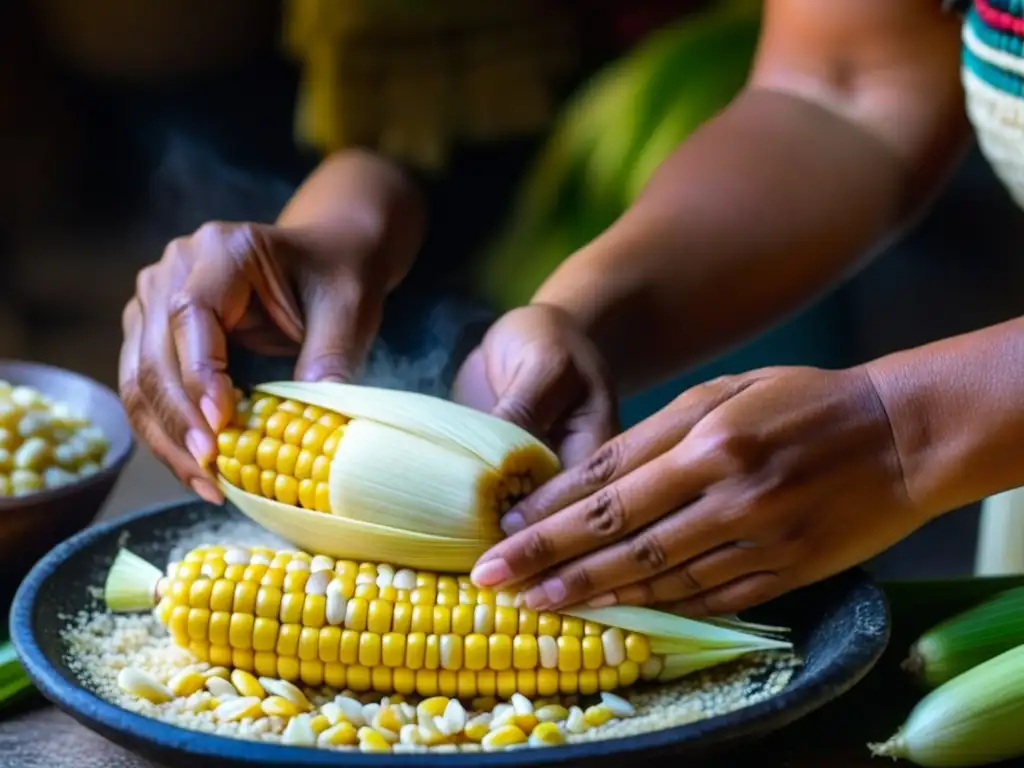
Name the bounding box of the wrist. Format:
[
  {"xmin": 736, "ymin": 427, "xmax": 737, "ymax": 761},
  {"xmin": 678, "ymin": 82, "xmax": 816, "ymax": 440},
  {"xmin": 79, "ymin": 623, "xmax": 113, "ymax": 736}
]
[
  {"xmin": 279, "ymin": 149, "xmax": 427, "ymax": 291},
  {"xmin": 863, "ymin": 325, "xmax": 1024, "ymax": 521}
]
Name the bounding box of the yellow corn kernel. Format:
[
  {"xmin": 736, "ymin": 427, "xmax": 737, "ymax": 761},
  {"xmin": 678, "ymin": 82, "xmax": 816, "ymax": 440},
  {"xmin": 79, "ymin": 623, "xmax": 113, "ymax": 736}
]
[
  {"xmin": 482, "ymin": 724, "xmax": 527, "ymax": 751},
  {"xmin": 230, "ymin": 670, "xmax": 265, "ymax": 698}
]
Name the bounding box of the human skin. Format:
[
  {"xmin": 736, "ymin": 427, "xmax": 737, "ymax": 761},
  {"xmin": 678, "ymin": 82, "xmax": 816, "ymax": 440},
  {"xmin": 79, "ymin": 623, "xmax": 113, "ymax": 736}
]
[
  {"xmin": 460, "ymin": 0, "xmax": 995, "ymax": 614},
  {"xmin": 118, "ymin": 149, "xmax": 426, "ymax": 502}
]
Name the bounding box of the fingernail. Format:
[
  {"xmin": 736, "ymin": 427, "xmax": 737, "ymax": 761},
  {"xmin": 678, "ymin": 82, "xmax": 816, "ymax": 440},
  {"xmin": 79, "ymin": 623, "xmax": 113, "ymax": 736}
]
[
  {"xmin": 588, "ymin": 593, "xmax": 617, "ymax": 608},
  {"xmin": 190, "ymin": 477, "xmax": 223, "ymax": 505},
  {"xmin": 318, "ymin": 375, "xmax": 345, "ymax": 384},
  {"xmin": 525, "ymin": 578, "xmax": 566, "ymax": 610},
  {"xmin": 185, "ymin": 429, "xmax": 213, "ymax": 464},
  {"xmin": 199, "ymin": 397, "xmax": 221, "ymax": 432},
  {"xmin": 501, "ymin": 511, "xmax": 526, "ymax": 536},
  {"xmin": 470, "ymin": 558, "xmax": 512, "ymax": 587}
]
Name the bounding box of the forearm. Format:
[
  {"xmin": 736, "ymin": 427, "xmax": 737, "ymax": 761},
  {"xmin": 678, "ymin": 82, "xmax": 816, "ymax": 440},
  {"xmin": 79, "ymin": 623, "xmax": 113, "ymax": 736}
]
[
  {"xmin": 277, "ymin": 149, "xmax": 427, "ymax": 290},
  {"xmin": 534, "ymin": 87, "xmax": 957, "ymax": 394},
  {"xmin": 866, "ymin": 317, "xmax": 1024, "ymax": 520}
]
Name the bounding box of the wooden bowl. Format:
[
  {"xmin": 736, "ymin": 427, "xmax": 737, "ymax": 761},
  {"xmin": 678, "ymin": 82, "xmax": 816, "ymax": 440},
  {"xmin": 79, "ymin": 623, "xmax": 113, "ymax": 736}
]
[{"xmin": 0, "ymin": 360, "xmax": 133, "ymax": 582}]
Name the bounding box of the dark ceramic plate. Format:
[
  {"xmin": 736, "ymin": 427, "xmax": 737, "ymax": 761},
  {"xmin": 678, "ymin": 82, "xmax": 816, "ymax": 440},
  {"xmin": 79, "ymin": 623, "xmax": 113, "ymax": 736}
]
[{"xmin": 11, "ymin": 499, "xmax": 890, "ymax": 767}]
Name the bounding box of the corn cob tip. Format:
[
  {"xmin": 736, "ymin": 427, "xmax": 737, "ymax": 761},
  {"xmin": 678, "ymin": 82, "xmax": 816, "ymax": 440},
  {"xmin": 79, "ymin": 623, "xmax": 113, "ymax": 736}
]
[
  {"xmin": 900, "ymin": 648, "xmax": 925, "ymax": 680},
  {"xmin": 867, "ymin": 735, "xmax": 907, "ymax": 760},
  {"xmin": 104, "ymin": 549, "xmax": 163, "ymax": 613}
]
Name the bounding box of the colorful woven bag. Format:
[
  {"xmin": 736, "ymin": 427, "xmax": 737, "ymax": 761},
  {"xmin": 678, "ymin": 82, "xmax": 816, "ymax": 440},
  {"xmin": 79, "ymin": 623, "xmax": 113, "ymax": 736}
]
[{"xmin": 962, "ymin": 0, "xmax": 1024, "ymax": 207}]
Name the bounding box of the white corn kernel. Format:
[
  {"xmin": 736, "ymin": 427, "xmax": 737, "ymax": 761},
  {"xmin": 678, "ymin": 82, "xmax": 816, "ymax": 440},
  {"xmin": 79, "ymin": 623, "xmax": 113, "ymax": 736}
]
[
  {"xmin": 538, "ymin": 636, "xmax": 558, "ymax": 668},
  {"xmin": 601, "ymin": 691, "xmax": 636, "ymax": 717},
  {"xmin": 13, "ymin": 438, "xmax": 50, "ymax": 471},
  {"xmin": 319, "ymin": 701, "xmax": 344, "ymax": 725},
  {"xmin": 310, "ymin": 555, "xmax": 334, "ymax": 573},
  {"xmin": 223, "ymin": 548, "xmax": 249, "ymax": 566},
  {"xmin": 566, "ymin": 706, "xmax": 588, "ymax": 733},
  {"xmin": 285, "ymin": 558, "xmax": 310, "ymax": 572},
  {"xmin": 601, "ymin": 627, "xmax": 626, "ymax": 666},
  {"xmin": 42, "ymin": 466, "xmax": 77, "ymax": 490},
  {"xmin": 510, "ymin": 693, "xmax": 533, "ymax": 715},
  {"xmin": 117, "ymin": 668, "xmax": 173, "ymax": 704},
  {"xmin": 10, "ymin": 469, "xmax": 42, "ymax": 496},
  {"xmin": 282, "ymin": 714, "xmax": 317, "ymax": 746},
  {"xmin": 325, "ymin": 579, "xmax": 347, "ymax": 625},
  {"xmin": 304, "ymin": 569, "xmax": 332, "ymax": 596},
  {"xmin": 215, "ymin": 696, "xmax": 262, "ymax": 722},
  {"xmin": 335, "ymin": 695, "xmax": 366, "ymax": 726},
  {"xmin": 393, "ymin": 568, "xmax": 416, "ymax": 590},
  {"xmin": 259, "ymin": 678, "xmax": 311, "ymax": 709},
  {"xmin": 205, "ymin": 677, "xmax": 238, "ymax": 698},
  {"xmin": 442, "ymin": 698, "xmax": 467, "ymax": 733},
  {"xmin": 473, "ymin": 604, "xmax": 494, "ymax": 634}
]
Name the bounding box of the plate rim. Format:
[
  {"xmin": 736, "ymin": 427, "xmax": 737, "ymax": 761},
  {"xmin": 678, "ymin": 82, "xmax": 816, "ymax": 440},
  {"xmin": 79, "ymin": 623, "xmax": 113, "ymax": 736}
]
[{"xmin": 11, "ymin": 498, "xmax": 891, "ymax": 766}]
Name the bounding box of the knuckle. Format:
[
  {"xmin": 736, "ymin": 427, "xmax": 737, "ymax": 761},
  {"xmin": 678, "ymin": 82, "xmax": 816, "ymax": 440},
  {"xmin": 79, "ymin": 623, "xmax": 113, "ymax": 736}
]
[
  {"xmin": 519, "ymin": 528, "xmax": 556, "ymax": 567},
  {"xmin": 560, "ymin": 567, "xmax": 595, "ymax": 598},
  {"xmin": 166, "ymin": 289, "xmax": 201, "ymax": 329},
  {"xmin": 581, "ymin": 442, "xmax": 621, "ymax": 486},
  {"xmin": 666, "ymin": 562, "xmax": 702, "ymax": 593},
  {"xmin": 690, "ymin": 417, "xmax": 763, "ymax": 475},
  {"xmin": 629, "ymin": 532, "xmax": 669, "ymax": 573},
  {"xmin": 582, "ymin": 488, "xmax": 626, "ymax": 539}
]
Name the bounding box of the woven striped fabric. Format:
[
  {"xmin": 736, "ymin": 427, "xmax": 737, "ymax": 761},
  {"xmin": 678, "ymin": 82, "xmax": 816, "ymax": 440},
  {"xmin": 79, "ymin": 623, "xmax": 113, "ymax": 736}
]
[{"xmin": 962, "ymin": 0, "xmax": 1024, "ymax": 207}]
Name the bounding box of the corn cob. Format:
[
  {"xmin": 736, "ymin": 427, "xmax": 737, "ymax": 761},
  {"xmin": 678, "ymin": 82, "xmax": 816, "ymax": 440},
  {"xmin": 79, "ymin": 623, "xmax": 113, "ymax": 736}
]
[
  {"xmin": 212, "ymin": 382, "xmax": 560, "ymax": 572},
  {"xmin": 106, "ymin": 547, "xmax": 792, "ymax": 700},
  {"xmin": 902, "ymin": 586, "xmax": 1024, "ymax": 690},
  {"xmin": 872, "ymin": 643, "xmax": 1024, "ymax": 766}
]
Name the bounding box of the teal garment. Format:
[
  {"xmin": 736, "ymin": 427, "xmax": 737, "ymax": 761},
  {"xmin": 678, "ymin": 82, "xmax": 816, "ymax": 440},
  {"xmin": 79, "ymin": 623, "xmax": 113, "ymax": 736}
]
[{"xmin": 619, "ymin": 296, "xmax": 848, "ymax": 426}]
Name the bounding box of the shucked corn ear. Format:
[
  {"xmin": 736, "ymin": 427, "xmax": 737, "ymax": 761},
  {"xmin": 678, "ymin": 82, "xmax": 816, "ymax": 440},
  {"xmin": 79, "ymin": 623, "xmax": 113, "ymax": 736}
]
[
  {"xmin": 212, "ymin": 382, "xmax": 561, "ymax": 572},
  {"xmin": 106, "ymin": 547, "xmax": 792, "ymax": 700},
  {"xmin": 872, "ymin": 644, "xmax": 1024, "ymax": 766},
  {"xmin": 902, "ymin": 586, "xmax": 1024, "ymax": 690}
]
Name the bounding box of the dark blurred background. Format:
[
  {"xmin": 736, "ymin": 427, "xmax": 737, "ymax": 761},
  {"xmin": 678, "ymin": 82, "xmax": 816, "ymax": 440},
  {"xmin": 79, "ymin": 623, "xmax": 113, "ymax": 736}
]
[{"xmin": 0, "ymin": 0, "xmax": 1015, "ymax": 580}]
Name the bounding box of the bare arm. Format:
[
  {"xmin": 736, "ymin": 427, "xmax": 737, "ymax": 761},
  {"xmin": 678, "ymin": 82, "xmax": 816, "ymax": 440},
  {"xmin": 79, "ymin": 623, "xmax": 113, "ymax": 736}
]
[
  {"xmin": 533, "ymin": 0, "xmax": 969, "ymax": 395},
  {"xmin": 277, "ymin": 149, "xmax": 427, "ymax": 293},
  {"xmin": 867, "ymin": 318, "xmax": 1024, "ymax": 521}
]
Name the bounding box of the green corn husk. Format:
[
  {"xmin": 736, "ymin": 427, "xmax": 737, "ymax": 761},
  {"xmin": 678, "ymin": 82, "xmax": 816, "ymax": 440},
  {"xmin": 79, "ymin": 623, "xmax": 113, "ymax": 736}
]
[
  {"xmin": 871, "ymin": 643, "xmax": 1024, "ymax": 766},
  {"xmin": 0, "ymin": 638, "xmax": 32, "ymax": 712},
  {"xmin": 902, "ymin": 586, "xmax": 1024, "ymax": 689}
]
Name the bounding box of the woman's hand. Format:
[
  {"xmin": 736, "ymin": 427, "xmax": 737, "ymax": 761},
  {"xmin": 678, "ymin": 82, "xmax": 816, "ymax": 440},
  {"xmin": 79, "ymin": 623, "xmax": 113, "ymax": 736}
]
[
  {"xmin": 470, "ymin": 365, "xmax": 923, "ymax": 616},
  {"xmin": 452, "ymin": 304, "xmax": 618, "ymax": 469},
  {"xmin": 119, "ymin": 151, "xmax": 425, "ymax": 502}
]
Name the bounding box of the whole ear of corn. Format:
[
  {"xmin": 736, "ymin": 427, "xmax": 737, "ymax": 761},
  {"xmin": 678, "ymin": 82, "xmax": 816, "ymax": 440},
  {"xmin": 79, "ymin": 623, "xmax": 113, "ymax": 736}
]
[
  {"xmin": 902, "ymin": 586, "xmax": 1024, "ymax": 690},
  {"xmin": 872, "ymin": 643, "xmax": 1024, "ymax": 767},
  {"xmin": 105, "ymin": 547, "xmax": 792, "ymax": 700},
  {"xmin": 213, "ymin": 383, "xmax": 561, "ymax": 572}
]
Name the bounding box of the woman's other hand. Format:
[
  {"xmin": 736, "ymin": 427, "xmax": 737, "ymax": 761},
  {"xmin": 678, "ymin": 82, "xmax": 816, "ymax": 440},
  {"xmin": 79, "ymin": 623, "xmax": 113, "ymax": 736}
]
[
  {"xmin": 119, "ymin": 150, "xmax": 425, "ymax": 502},
  {"xmin": 452, "ymin": 304, "xmax": 619, "ymax": 469},
  {"xmin": 470, "ymin": 365, "xmax": 921, "ymax": 617}
]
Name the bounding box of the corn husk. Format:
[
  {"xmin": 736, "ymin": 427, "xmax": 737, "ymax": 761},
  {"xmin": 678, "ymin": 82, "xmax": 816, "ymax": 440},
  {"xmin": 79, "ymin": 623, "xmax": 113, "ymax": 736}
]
[
  {"xmin": 218, "ymin": 382, "xmax": 560, "ymax": 571},
  {"xmin": 872, "ymin": 644, "xmax": 1024, "ymax": 766}
]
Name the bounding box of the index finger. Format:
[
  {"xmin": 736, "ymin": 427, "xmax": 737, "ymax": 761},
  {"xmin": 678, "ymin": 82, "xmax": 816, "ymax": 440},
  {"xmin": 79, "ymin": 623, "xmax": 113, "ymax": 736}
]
[{"xmin": 471, "ymin": 446, "xmax": 716, "ymax": 590}]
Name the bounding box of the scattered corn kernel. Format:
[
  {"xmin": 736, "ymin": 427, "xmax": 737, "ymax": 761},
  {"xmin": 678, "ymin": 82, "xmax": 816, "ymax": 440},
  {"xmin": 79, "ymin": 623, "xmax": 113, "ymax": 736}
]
[
  {"xmin": 482, "ymin": 724, "xmax": 528, "ymax": 751},
  {"xmin": 116, "ymin": 668, "xmax": 173, "ymax": 704},
  {"xmin": 529, "ymin": 721, "xmax": 566, "ymax": 746},
  {"xmin": 318, "ymin": 721, "xmax": 358, "ymax": 746}
]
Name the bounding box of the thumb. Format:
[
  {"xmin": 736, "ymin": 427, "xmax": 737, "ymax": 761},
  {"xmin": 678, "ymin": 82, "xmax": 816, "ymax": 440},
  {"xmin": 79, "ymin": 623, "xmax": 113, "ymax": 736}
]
[
  {"xmin": 489, "ymin": 343, "xmax": 581, "ymax": 438},
  {"xmin": 294, "ymin": 278, "xmax": 383, "ymax": 383}
]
